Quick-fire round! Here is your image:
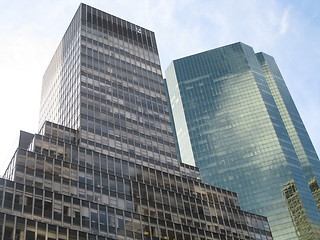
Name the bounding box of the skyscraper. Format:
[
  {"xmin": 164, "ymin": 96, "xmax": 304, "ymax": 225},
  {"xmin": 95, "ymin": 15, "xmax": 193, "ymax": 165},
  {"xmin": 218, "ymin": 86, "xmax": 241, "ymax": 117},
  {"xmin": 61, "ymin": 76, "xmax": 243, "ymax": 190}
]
[
  {"xmin": 165, "ymin": 42, "xmax": 320, "ymax": 239},
  {"xmin": 0, "ymin": 5, "xmax": 273, "ymax": 240}
]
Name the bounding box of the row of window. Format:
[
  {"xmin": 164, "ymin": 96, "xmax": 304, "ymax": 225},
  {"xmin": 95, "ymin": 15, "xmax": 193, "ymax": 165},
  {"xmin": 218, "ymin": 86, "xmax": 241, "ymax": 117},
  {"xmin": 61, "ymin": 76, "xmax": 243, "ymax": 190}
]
[
  {"xmin": 40, "ymin": 122, "xmax": 77, "ymax": 144},
  {"xmin": 14, "ymin": 146, "xmax": 234, "ymax": 206},
  {"xmin": 0, "ymin": 212, "xmax": 113, "ymax": 240},
  {"xmin": 83, "ymin": 4, "xmax": 157, "ymax": 52},
  {"xmin": 81, "ymin": 17, "xmax": 158, "ymax": 64},
  {"xmin": 80, "ymin": 74, "xmax": 166, "ymax": 112},
  {"xmin": 81, "ymin": 39, "xmax": 159, "ymax": 75},
  {"xmin": 35, "ymin": 131, "xmax": 179, "ymax": 173},
  {"xmin": 80, "ymin": 61, "xmax": 162, "ymax": 105},
  {"xmin": 81, "ymin": 42, "xmax": 160, "ymax": 78},
  {"xmin": 31, "ymin": 134, "xmax": 179, "ymax": 175},
  {"xmin": 0, "ymin": 179, "xmax": 272, "ymax": 240}
]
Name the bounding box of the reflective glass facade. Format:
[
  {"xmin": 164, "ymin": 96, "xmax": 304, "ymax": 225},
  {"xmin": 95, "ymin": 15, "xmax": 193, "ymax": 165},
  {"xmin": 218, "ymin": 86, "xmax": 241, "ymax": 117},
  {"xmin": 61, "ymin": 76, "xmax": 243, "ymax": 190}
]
[
  {"xmin": 0, "ymin": 5, "xmax": 273, "ymax": 240},
  {"xmin": 165, "ymin": 42, "xmax": 320, "ymax": 239}
]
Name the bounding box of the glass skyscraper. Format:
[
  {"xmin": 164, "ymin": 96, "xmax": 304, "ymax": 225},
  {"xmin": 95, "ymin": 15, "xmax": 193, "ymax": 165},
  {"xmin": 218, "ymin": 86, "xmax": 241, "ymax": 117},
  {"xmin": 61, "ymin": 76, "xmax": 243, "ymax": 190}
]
[
  {"xmin": 0, "ymin": 5, "xmax": 273, "ymax": 240},
  {"xmin": 165, "ymin": 42, "xmax": 320, "ymax": 239}
]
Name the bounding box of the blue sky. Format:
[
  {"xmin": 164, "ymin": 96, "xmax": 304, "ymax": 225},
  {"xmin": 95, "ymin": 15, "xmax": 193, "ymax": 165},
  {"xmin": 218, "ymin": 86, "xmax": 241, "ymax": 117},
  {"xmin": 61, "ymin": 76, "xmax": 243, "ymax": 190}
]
[{"xmin": 0, "ymin": 0, "xmax": 319, "ymax": 173}]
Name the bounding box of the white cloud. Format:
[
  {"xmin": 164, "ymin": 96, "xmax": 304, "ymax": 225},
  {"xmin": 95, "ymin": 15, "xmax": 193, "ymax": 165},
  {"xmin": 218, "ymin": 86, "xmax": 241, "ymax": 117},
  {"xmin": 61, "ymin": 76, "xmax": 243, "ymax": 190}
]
[{"xmin": 279, "ymin": 5, "xmax": 292, "ymax": 35}]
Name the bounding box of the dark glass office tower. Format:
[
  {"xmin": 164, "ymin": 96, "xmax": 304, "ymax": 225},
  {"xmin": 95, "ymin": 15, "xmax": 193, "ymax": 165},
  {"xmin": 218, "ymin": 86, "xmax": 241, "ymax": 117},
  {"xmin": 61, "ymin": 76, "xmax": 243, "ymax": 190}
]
[
  {"xmin": 165, "ymin": 42, "xmax": 320, "ymax": 239},
  {"xmin": 0, "ymin": 5, "xmax": 273, "ymax": 240}
]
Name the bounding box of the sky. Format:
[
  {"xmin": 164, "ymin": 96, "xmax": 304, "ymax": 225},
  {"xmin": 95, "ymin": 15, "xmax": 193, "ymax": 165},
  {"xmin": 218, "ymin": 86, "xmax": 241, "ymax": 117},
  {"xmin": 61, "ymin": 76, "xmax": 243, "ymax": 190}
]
[{"xmin": 0, "ymin": 0, "xmax": 319, "ymax": 174}]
